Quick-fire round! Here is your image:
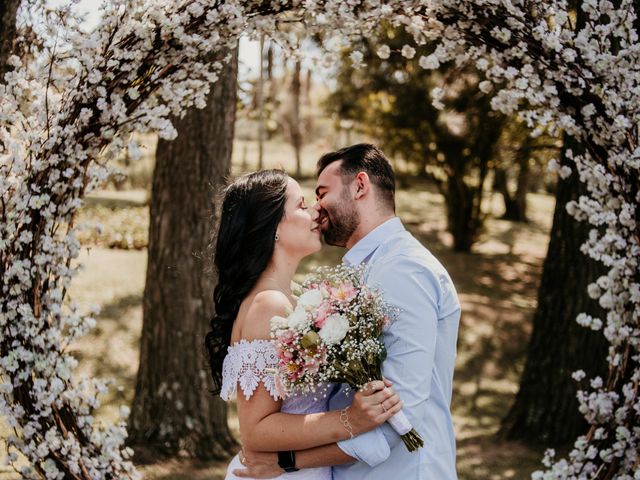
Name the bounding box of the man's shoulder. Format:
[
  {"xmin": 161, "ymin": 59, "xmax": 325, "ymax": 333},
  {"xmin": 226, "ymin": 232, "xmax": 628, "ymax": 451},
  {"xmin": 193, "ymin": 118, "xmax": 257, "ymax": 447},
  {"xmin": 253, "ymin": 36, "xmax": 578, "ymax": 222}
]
[
  {"xmin": 372, "ymin": 230, "xmax": 447, "ymax": 275},
  {"xmin": 369, "ymin": 230, "xmax": 460, "ymax": 316}
]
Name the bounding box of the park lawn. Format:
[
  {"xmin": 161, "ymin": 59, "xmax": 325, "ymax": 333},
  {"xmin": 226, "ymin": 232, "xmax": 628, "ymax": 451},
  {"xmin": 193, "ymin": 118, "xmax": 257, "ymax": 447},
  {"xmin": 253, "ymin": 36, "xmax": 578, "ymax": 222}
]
[{"xmin": 1, "ymin": 180, "xmax": 554, "ymax": 479}]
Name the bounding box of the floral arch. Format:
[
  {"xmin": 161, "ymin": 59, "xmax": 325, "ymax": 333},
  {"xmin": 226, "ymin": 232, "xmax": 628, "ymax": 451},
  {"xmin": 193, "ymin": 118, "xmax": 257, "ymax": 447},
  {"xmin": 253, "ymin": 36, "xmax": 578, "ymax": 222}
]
[{"xmin": 0, "ymin": 0, "xmax": 638, "ymax": 478}]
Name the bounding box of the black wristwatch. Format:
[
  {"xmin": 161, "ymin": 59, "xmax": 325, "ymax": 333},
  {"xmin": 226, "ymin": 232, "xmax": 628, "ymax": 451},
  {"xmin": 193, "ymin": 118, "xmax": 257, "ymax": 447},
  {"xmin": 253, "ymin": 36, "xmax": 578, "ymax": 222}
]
[{"xmin": 278, "ymin": 450, "xmax": 299, "ymax": 473}]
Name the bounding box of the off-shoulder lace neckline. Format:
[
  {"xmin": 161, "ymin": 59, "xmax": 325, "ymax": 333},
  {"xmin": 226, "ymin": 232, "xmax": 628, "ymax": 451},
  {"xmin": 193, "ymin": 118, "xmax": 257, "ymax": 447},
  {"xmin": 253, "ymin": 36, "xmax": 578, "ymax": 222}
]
[
  {"xmin": 220, "ymin": 338, "xmax": 281, "ymax": 401},
  {"xmin": 228, "ymin": 338, "xmax": 273, "ymax": 349}
]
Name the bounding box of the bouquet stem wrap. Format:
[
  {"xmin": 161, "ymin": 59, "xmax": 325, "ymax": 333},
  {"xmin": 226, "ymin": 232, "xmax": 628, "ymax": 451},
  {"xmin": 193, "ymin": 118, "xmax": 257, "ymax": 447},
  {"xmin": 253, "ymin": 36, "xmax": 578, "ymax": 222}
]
[
  {"xmin": 341, "ymin": 361, "xmax": 424, "ymax": 452},
  {"xmin": 386, "ymin": 410, "xmax": 424, "ymax": 452}
]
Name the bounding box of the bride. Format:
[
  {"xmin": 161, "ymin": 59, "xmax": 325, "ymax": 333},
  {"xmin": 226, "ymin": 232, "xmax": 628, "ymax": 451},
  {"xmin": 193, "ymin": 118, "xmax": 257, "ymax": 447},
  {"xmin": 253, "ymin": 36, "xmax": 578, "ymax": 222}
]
[{"xmin": 205, "ymin": 170, "xmax": 402, "ymax": 479}]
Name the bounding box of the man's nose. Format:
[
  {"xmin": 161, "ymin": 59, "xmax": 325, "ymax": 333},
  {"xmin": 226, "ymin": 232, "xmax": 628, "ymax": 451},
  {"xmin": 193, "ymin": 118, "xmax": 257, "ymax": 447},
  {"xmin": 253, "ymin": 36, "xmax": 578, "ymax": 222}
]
[{"xmin": 311, "ymin": 201, "xmax": 322, "ymax": 212}]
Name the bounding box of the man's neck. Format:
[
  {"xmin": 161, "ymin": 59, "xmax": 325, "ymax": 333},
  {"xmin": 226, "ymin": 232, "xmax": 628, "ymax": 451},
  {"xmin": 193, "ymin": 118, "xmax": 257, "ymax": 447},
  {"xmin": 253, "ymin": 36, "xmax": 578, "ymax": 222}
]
[{"xmin": 346, "ymin": 213, "xmax": 396, "ymax": 249}]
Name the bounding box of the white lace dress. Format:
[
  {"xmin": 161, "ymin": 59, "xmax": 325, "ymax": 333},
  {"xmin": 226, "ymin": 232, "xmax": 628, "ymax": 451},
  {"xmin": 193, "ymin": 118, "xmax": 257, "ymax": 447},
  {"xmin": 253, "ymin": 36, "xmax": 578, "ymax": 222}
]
[{"xmin": 220, "ymin": 339, "xmax": 332, "ymax": 480}]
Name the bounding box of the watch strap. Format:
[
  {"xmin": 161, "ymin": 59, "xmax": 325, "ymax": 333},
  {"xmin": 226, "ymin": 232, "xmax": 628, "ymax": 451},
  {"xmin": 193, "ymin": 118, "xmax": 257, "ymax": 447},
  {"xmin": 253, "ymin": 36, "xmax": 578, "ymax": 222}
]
[{"xmin": 277, "ymin": 450, "xmax": 299, "ymax": 473}]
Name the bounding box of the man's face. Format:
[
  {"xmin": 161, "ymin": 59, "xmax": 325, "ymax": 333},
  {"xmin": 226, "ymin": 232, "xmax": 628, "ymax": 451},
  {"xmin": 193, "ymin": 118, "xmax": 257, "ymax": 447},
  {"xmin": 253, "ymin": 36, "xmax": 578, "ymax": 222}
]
[{"xmin": 314, "ymin": 161, "xmax": 360, "ymax": 247}]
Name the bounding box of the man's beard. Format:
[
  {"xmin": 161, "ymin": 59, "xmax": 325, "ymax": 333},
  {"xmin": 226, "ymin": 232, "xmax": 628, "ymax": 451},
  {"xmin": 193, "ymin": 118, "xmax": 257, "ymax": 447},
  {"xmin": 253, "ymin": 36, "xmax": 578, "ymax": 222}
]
[{"xmin": 322, "ymin": 196, "xmax": 359, "ymax": 247}]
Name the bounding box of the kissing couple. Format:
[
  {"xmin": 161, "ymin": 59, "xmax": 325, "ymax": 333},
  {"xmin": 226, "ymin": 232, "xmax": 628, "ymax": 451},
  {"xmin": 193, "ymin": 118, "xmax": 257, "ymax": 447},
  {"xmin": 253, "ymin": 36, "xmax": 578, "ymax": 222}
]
[{"xmin": 205, "ymin": 144, "xmax": 460, "ymax": 479}]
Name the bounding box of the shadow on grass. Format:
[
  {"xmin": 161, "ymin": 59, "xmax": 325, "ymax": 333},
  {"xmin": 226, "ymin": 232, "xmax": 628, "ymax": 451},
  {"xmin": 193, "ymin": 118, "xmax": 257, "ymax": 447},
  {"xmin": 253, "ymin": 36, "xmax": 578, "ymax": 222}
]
[
  {"xmin": 73, "ymin": 293, "xmax": 142, "ymax": 345},
  {"xmin": 70, "ymin": 292, "xmax": 143, "ymax": 408},
  {"xmin": 97, "ymin": 293, "xmax": 143, "ymax": 326},
  {"xmin": 85, "ymin": 191, "xmax": 147, "ymax": 208}
]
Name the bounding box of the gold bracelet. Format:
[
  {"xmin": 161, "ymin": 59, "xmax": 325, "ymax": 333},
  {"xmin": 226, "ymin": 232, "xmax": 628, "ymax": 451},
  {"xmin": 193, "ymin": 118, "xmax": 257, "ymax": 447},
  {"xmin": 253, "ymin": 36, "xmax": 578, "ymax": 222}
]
[{"xmin": 340, "ymin": 407, "xmax": 354, "ymax": 439}]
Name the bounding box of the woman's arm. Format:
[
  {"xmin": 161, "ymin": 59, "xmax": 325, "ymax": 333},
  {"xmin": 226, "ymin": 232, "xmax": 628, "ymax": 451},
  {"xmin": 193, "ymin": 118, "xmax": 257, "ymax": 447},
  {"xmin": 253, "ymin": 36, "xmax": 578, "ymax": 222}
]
[
  {"xmin": 237, "ymin": 379, "xmax": 402, "ymax": 451},
  {"xmin": 235, "ymin": 291, "xmax": 402, "ymax": 452}
]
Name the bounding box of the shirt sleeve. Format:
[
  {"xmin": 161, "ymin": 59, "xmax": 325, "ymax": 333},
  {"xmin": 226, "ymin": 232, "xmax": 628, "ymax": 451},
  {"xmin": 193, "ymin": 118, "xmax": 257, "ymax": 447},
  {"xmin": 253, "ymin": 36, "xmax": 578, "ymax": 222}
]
[{"xmin": 336, "ymin": 256, "xmax": 441, "ymax": 466}]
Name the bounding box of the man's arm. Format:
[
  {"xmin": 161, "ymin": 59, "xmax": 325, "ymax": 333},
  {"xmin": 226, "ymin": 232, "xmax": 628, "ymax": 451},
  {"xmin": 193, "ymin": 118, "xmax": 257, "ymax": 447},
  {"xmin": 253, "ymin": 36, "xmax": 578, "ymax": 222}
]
[
  {"xmin": 296, "ymin": 443, "xmax": 355, "ymax": 467},
  {"xmin": 233, "ymin": 444, "xmax": 354, "ymax": 478},
  {"xmin": 334, "ymin": 256, "xmax": 442, "ymax": 466}
]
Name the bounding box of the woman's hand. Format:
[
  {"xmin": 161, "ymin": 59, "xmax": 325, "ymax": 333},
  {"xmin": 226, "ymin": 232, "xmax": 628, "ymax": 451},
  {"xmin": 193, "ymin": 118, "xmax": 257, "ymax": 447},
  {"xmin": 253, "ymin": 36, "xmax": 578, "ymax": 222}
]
[
  {"xmin": 233, "ymin": 449, "xmax": 282, "ymax": 479},
  {"xmin": 347, "ymin": 379, "xmax": 403, "ymax": 436}
]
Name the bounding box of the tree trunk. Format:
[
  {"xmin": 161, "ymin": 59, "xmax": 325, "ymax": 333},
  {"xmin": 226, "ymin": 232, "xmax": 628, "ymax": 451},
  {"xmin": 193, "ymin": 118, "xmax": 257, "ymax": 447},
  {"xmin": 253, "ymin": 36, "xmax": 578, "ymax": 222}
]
[
  {"xmin": 494, "ymin": 154, "xmax": 529, "ymax": 222},
  {"xmin": 305, "ymin": 68, "xmax": 312, "ymax": 104},
  {"xmin": 257, "ymin": 34, "xmax": 265, "ymax": 169},
  {"xmin": 446, "ymin": 174, "xmax": 475, "ymax": 252},
  {"xmin": 128, "ymin": 47, "xmax": 239, "ymax": 460},
  {"xmin": 0, "ymin": 0, "xmax": 20, "ymax": 80},
  {"xmin": 512, "ymin": 153, "xmax": 529, "ymax": 220},
  {"xmin": 500, "ymin": 137, "xmax": 608, "ymax": 444},
  {"xmin": 266, "ymin": 40, "xmax": 273, "ymax": 82},
  {"xmin": 443, "ymin": 110, "xmax": 502, "ymax": 252},
  {"xmin": 267, "ymin": 40, "xmax": 278, "ymax": 104},
  {"xmin": 291, "ymin": 58, "xmax": 302, "ymax": 178}
]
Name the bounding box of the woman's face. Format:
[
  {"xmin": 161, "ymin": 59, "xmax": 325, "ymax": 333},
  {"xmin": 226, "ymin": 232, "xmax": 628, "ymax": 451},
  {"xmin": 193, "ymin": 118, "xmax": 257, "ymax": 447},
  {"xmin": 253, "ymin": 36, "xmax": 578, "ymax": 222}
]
[{"xmin": 276, "ymin": 178, "xmax": 322, "ymax": 259}]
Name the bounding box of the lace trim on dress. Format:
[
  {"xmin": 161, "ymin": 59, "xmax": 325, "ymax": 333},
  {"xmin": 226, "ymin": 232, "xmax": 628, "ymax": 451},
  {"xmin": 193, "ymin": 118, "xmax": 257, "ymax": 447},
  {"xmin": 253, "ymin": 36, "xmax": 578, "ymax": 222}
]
[{"xmin": 220, "ymin": 339, "xmax": 281, "ymax": 401}]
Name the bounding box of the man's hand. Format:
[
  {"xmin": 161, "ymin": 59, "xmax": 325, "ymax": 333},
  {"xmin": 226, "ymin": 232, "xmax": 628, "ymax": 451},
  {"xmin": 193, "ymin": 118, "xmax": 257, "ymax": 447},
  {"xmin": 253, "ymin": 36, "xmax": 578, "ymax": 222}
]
[{"xmin": 232, "ymin": 449, "xmax": 283, "ymax": 479}]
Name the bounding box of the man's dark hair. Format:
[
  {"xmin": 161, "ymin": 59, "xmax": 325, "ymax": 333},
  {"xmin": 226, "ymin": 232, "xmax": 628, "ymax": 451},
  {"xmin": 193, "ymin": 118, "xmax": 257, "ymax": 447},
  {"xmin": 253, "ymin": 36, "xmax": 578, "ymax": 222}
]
[{"xmin": 317, "ymin": 143, "xmax": 395, "ymax": 211}]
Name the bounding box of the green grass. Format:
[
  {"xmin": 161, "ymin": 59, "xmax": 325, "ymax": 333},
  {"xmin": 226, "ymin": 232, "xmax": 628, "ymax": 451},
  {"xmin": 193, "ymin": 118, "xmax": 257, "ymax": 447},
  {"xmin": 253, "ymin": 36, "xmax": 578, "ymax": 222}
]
[{"xmin": 1, "ymin": 174, "xmax": 555, "ymax": 480}]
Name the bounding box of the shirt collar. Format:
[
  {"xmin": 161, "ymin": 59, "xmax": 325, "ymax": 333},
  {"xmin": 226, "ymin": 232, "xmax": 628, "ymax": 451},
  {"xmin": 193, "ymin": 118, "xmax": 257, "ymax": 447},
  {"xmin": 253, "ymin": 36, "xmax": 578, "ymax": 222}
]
[{"xmin": 342, "ymin": 217, "xmax": 405, "ymax": 266}]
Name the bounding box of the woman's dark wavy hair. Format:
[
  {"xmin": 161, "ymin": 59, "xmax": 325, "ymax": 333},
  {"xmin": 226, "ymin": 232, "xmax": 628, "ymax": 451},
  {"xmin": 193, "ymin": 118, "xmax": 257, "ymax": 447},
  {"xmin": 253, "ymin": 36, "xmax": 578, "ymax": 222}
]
[{"xmin": 205, "ymin": 169, "xmax": 288, "ymax": 394}]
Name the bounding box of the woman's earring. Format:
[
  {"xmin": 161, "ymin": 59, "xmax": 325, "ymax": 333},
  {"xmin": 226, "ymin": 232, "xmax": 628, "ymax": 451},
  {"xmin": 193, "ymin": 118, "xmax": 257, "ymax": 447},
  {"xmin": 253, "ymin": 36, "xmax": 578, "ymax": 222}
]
[{"xmin": 275, "ymin": 233, "xmax": 280, "ymax": 241}]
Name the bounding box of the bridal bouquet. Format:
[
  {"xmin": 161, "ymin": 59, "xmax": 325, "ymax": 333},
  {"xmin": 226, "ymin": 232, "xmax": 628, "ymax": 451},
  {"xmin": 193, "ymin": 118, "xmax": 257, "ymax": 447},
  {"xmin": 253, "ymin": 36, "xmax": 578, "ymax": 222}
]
[{"xmin": 270, "ymin": 265, "xmax": 424, "ymax": 452}]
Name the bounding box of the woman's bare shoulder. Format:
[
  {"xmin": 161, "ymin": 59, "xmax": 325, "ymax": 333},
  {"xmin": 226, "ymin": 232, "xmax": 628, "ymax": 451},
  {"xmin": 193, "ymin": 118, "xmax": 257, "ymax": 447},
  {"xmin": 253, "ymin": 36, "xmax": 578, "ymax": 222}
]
[{"xmin": 239, "ymin": 290, "xmax": 293, "ymax": 340}]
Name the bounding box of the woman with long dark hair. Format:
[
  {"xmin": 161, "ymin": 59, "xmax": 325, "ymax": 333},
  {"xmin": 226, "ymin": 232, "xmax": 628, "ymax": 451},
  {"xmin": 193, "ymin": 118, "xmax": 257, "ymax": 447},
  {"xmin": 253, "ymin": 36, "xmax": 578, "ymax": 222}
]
[{"xmin": 205, "ymin": 170, "xmax": 402, "ymax": 480}]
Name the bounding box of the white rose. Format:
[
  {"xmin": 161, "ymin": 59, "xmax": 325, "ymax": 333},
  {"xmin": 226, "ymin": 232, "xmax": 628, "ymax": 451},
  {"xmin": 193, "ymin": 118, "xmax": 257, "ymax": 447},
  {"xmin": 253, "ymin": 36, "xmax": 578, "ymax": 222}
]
[
  {"xmin": 270, "ymin": 315, "xmax": 289, "ymax": 330},
  {"xmin": 319, "ymin": 314, "xmax": 350, "ymax": 345},
  {"xmin": 287, "ymin": 308, "xmax": 311, "ymax": 331},
  {"xmin": 297, "ymin": 289, "xmax": 324, "ymax": 310}
]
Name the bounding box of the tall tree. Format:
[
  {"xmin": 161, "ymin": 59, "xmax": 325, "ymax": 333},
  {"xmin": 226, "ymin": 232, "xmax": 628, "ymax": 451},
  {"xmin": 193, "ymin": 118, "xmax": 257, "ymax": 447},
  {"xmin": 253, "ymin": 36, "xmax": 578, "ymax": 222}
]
[
  {"xmin": 493, "ymin": 123, "xmax": 559, "ymax": 222},
  {"xmin": 500, "ymin": 137, "xmax": 608, "ymax": 443},
  {"xmin": 128, "ymin": 47, "xmax": 239, "ymax": 459},
  {"xmin": 282, "ymin": 57, "xmax": 303, "ymax": 178},
  {"xmin": 257, "ymin": 34, "xmax": 265, "ymax": 169},
  {"xmin": 500, "ymin": 2, "xmax": 611, "ymax": 444},
  {"xmin": 493, "ymin": 155, "xmax": 530, "ymax": 222}
]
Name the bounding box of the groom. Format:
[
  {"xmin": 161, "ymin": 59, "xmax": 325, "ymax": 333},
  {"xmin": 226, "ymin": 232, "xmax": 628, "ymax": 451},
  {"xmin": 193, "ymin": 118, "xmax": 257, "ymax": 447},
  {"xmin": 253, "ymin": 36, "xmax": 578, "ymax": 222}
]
[{"xmin": 237, "ymin": 143, "xmax": 460, "ymax": 478}]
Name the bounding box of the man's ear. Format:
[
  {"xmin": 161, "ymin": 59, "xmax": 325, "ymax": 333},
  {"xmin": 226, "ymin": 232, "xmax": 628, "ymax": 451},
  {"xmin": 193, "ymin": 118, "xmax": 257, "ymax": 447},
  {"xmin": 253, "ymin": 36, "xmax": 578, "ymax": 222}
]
[{"xmin": 354, "ymin": 172, "xmax": 370, "ymax": 200}]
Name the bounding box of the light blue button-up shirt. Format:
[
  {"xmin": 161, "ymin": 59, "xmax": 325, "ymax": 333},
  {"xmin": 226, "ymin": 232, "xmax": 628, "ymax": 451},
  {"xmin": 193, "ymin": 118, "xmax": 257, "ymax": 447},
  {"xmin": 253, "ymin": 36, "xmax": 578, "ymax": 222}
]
[{"xmin": 330, "ymin": 217, "xmax": 460, "ymax": 479}]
